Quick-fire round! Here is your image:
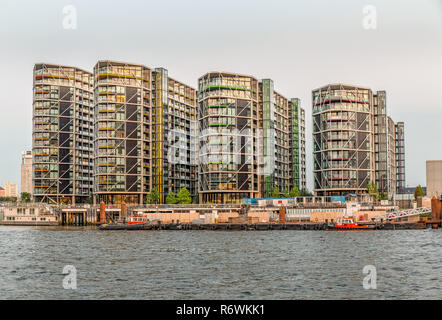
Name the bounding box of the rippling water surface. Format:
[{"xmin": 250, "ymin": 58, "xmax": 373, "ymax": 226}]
[{"xmin": 0, "ymin": 226, "xmax": 441, "ymax": 299}]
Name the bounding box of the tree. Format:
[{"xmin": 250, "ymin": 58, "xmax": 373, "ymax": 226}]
[
  {"xmin": 146, "ymin": 187, "xmax": 160, "ymax": 204},
  {"xmin": 379, "ymin": 192, "xmax": 388, "ymax": 201},
  {"xmin": 289, "ymin": 185, "xmax": 300, "ymax": 198},
  {"xmin": 299, "ymin": 188, "xmax": 313, "ymax": 197},
  {"xmin": 0, "ymin": 197, "xmax": 17, "ymax": 203},
  {"xmin": 271, "ymin": 186, "xmax": 280, "ymax": 198},
  {"xmin": 20, "ymin": 192, "xmax": 31, "ymax": 203},
  {"xmin": 86, "ymin": 194, "xmax": 93, "ymax": 205},
  {"xmin": 177, "ymin": 187, "xmax": 192, "ymax": 204},
  {"xmin": 414, "ymin": 185, "xmax": 425, "ymax": 200},
  {"xmin": 166, "ymin": 191, "xmax": 177, "ymax": 204},
  {"xmin": 367, "ymin": 181, "xmax": 379, "ymax": 201},
  {"xmin": 282, "ymin": 188, "xmax": 289, "ymax": 198}
]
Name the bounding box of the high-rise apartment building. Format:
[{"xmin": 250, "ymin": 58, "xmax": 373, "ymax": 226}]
[
  {"xmin": 395, "ymin": 122, "xmax": 405, "ymax": 194},
  {"xmin": 198, "ymin": 72, "xmax": 305, "ymax": 204},
  {"xmin": 298, "ymin": 106, "xmax": 307, "ymax": 190},
  {"xmin": 21, "ymin": 150, "xmax": 33, "ymax": 195},
  {"xmin": 93, "ymin": 61, "xmax": 197, "ymax": 204},
  {"xmin": 312, "ymin": 84, "xmax": 404, "ymax": 198},
  {"xmin": 373, "ymin": 91, "xmax": 397, "ymax": 196},
  {"xmin": 32, "ymin": 63, "xmax": 94, "ymax": 204}
]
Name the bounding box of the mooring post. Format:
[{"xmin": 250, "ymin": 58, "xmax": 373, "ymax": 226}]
[
  {"xmin": 430, "ymin": 196, "xmax": 441, "ymax": 229},
  {"xmin": 121, "ymin": 201, "xmax": 127, "ymax": 222},
  {"xmin": 100, "ymin": 201, "xmax": 106, "ymax": 223},
  {"xmin": 279, "ymin": 207, "xmax": 286, "ymax": 224}
]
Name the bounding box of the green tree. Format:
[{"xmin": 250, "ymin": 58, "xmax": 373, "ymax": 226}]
[
  {"xmin": 0, "ymin": 197, "xmax": 17, "ymax": 203},
  {"xmin": 86, "ymin": 194, "xmax": 93, "ymax": 205},
  {"xmin": 146, "ymin": 187, "xmax": 160, "ymax": 204},
  {"xmin": 367, "ymin": 181, "xmax": 379, "ymax": 201},
  {"xmin": 289, "ymin": 185, "xmax": 300, "ymax": 198},
  {"xmin": 414, "ymin": 185, "xmax": 425, "ymax": 200},
  {"xmin": 177, "ymin": 187, "xmax": 192, "ymax": 204},
  {"xmin": 379, "ymin": 192, "xmax": 388, "ymax": 201},
  {"xmin": 271, "ymin": 186, "xmax": 280, "ymax": 198},
  {"xmin": 166, "ymin": 191, "xmax": 177, "ymax": 204},
  {"xmin": 20, "ymin": 192, "xmax": 31, "ymax": 203},
  {"xmin": 282, "ymin": 188, "xmax": 289, "ymax": 198},
  {"xmin": 299, "ymin": 188, "xmax": 313, "ymax": 197}
]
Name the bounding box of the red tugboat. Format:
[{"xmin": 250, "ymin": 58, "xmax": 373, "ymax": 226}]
[
  {"xmin": 327, "ymin": 217, "xmax": 375, "ymax": 231},
  {"xmin": 99, "ymin": 213, "xmax": 153, "ymax": 230},
  {"xmin": 127, "ymin": 213, "xmax": 150, "ymax": 225}
]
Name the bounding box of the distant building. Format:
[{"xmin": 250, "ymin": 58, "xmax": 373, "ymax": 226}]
[
  {"xmin": 0, "ymin": 186, "xmax": 5, "ymax": 198},
  {"xmin": 21, "ymin": 151, "xmax": 33, "ymax": 195},
  {"xmin": 5, "ymin": 182, "xmax": 18, "ymax": 198},
  {"xmin": 426, "ymin": 160, "xmax": 442, "ymax": 198}
]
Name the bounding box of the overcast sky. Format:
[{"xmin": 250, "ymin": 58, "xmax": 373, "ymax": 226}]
[{"xmin": 0, "ymin": 0, "xmax": 441, "ymax": 192}]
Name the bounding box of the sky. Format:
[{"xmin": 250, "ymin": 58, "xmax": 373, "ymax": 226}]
[{"xmin": 0, "ymin": 0, "xmax": 441, "ymax": 192}]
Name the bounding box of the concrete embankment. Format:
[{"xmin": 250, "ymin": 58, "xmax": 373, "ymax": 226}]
[{"xmin": 0, "ymin": 221, "xmax": 58, "ymax": 226}]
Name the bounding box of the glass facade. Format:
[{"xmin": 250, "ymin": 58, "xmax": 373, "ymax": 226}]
[
  {"xmin": 198, "ymin": 72, "xmax": 259, "ymax": 203},
  {"xmin": 313, "ymin": 84, "xmax": 404, "ymax": 198},
  {"xmin": 395, "ymin": 122, "xmax": 405, "ymax": 194},
  {"xmin": 93, "ymin": 61, "xmax": 151, "ymax": 204},
  {"xmin": 198, "ymin": 72, "xmax": 305, "ymax": 204},
  {"xmin": 93, "ymin": 61, "xmax": 197, "ymax": 204},
  {"xmin": 313, "ymin": 84, "xmax": 375, "ymax": 196},
  {"xmin": 32, "ymin": 63, "xmax": 94, "ymax": 204}
]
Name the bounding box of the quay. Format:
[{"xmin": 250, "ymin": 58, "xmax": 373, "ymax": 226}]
[
  {"xmin": 143, "ymin": 221, "xmax": 427, "ymax": 231},
  {"xmin": 0, "ymin": 196, "xmax": 441, "ymax": 230}
]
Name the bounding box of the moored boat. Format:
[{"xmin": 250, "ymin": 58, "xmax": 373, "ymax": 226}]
[
  {"xmin": 98, "ymin": 213, "xmax": 153, "ymax": 230},
  {"xmin": 326, "ymin": 217, "xmax": 375, "ymax": 231}
]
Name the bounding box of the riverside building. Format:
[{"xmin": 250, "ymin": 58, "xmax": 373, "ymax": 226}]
[
  {"xmin": 32, "ymin": 63, "xmax": 94, "ymax": 204},
  {"xmin": 198, "ymin": 72, "xmax": 306, "ymax": 204},
  {"xmin": 312, "ymin": 84, "xmax": 405, "ymax": 198},
  {"xmin": 21, "ymin": 151, "xmax": 33, "ymax": 195},
  {"xmin": 93, "ymin": 61, "xmax": 197, "ymax": 204}
]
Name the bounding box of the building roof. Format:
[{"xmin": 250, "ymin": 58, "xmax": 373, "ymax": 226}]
[{"xmin": 312, "ymin": 83, "xmax": 372, "ymax": 92}]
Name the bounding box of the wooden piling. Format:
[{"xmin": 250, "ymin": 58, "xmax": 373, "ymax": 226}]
[
  {"xmin": 121, "ymin": 202, "xmax": 127, "ymax": 221},
  {"xmin": 100, "ymin": 201, "xmax": 106, "ymax": 223}
]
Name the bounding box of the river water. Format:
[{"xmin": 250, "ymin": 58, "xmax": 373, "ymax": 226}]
[{"xmin": 0, "ymin": 226, "xmax": 441, "ymax": 299}]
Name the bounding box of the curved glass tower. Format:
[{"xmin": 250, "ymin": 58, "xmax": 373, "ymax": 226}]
[
  {"xmin": 198, "ymin": 72, "xmax": 306, "ymax": 203},
  {"xmin": 198, "ymin": 72, "xmax": 260, "ymax": 203},
  {"xmin": 93, "ymin": 61, "xmax": 197, "ymax": 204},
  {"xmin": 93, "ymin": 61, "xmax": 152, "ymax": 204},
  {"xmin": 312, "ymin": 84, "xmax": 375, "ymax": 196},
  {"xmin": 32, "ymin": 63, "xmax": 94, "ymax": 204}
]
